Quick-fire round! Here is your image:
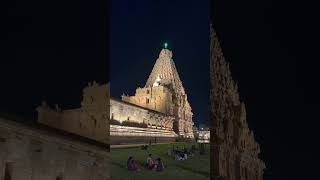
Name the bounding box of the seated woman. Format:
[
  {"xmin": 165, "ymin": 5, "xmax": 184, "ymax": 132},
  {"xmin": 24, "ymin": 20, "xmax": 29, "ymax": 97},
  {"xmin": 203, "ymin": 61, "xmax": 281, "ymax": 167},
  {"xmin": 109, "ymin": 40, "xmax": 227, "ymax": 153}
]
[
  {"xmin": 127, "ymin": 157, "xmax": 141, "ymax": 171},
  {"xmin": 146, "ymin": 154, "xmax": 154, "ymax": 169},
  {"xmin": 153, "ymin": 158, "xmax": 164, "ymax": 172}
]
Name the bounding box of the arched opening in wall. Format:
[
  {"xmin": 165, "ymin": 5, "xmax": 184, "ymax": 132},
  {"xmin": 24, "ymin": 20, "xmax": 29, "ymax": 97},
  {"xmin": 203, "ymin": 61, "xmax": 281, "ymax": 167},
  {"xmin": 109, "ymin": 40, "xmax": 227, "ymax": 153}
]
[
  {"xmin": 4, "ymin": 162, "xmax": 13, "ymax": 180},
  {"xmin": 146, "ymin": 98, "xmax": 150, "ymax": 104}
]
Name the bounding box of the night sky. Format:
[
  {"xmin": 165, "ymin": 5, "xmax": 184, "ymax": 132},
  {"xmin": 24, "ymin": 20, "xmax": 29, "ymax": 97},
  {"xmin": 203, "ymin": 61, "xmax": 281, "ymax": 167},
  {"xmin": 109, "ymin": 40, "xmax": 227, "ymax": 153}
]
[
  {"xmin": 0, "ymin": 0, "xmax": 108, "ymax": 120},
  {"xmin": 111, "ymin": 0, "xmax": 210, "ymax": 127},
  {"xmin": 212, "ymin": 0, "xmax": 319, "ymax": 179}
]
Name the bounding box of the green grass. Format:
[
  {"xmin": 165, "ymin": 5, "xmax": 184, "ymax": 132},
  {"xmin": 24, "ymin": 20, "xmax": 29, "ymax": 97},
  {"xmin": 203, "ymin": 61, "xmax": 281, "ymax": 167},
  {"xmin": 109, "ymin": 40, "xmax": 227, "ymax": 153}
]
[{"xmin": 110, "ymin": 142, "xmax": 210, "ymax": 180}]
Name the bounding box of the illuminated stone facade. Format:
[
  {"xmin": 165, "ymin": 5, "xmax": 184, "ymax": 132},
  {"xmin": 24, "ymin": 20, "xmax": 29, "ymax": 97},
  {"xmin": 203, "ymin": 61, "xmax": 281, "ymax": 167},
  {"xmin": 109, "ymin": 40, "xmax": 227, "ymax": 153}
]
[
  {"xmin": 37, "ymin": 82, "xmax": 110, "ymax": 144},
  {"xmin": 122, "ymin": 48, "xmax": 194, "ymax": 138},
  {"xmin": 0, "ymin": 117, "xmax": 110, "ymax": 180},
  {"xmin": 110, "ymin": 98, "xmax": 177, "ymax": 143},
  {"xmin": 111, "ymin": 98, "xmax": 174, "ymax": 130},
  {"xmin": 210, "ymin": 27, "xmax": 265, "ymax": 180}
]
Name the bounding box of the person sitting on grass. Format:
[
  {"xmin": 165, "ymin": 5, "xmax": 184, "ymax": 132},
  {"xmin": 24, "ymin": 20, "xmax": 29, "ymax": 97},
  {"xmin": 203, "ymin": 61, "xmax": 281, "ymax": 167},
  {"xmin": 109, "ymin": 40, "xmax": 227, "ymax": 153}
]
[
  {"xmin": 175, "ymin": 152, "xmax": 180, "ymax": 160},
  {"xmin": 141, "ymin": 144, "xmax": 148, "ymax": 150},
  {"xmin": 127, "ymin": 156, "xmax": 141, "ymax": 171},
  {"xmin": 153, "ymin": 158, "xmax": 164, "ymax": 172},
  {"xmin": 179, "ymin": 151, "xmax": 185, "ymax": 160},
  {"xmin": 146, "ymin": 154, "xmax": 154, "ymax": 169},
  {"xmin": 174, "ymin": 150, "xmax": 184, "ymax": 160}
]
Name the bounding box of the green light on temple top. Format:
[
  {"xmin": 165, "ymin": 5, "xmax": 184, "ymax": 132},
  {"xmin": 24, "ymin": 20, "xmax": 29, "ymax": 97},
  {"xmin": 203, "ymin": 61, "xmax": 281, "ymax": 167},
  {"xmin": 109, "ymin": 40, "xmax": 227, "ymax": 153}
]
[{"xmin": 164, "ymin": 42, "xmax": 168, "ymax": 49}]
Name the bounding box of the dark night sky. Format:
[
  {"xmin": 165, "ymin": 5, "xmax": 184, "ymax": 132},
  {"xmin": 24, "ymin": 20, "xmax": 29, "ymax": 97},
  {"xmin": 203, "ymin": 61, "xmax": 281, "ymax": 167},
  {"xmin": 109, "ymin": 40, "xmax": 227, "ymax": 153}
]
[
  {"xmin": 111, "ymin": 0, "xmax": 210, "ymax": 126},
  {"xmin": 213, "ymin": 0, "xmax": 320, "ymax": 179},
  {"xmin": 0, "ymin": 0, "xmax": 108, "ymax": 120}
]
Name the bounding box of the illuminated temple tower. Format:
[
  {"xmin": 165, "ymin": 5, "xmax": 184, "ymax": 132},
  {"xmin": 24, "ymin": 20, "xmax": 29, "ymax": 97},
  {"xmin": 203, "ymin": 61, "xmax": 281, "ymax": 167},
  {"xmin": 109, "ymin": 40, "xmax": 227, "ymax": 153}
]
[{"xmin": 122, "ymin": 47, "xmax": 194, "ymax": 138}]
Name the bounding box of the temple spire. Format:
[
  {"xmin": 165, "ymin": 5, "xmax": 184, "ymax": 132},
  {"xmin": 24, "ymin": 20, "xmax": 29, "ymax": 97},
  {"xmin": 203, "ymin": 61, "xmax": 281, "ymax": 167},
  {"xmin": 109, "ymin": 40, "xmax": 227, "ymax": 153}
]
[{"xmin": 145, "ymin": 48, "xmax": 185, "ymax": 95}]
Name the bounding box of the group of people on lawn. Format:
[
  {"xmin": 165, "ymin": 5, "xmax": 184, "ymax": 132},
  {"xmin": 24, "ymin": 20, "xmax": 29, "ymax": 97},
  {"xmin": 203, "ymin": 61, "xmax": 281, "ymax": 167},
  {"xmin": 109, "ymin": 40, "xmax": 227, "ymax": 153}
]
[
  {"xmin": 127, "ymin": 154, "xmax": 164, "ymax": 172},
  {"xmin": 171, "ymin": 146, "xmax": 195, "ymax": 161},
  {"xmin": 127, "ymin": 145, "xmax": 197, "ymax": 172}
]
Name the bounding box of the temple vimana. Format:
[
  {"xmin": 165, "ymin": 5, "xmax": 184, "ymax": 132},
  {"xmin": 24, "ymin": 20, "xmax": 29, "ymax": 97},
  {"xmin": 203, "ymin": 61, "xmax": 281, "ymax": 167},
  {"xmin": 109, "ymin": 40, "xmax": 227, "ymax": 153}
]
[
  {"xmin": 210, "ymin": 26, "xmax": 265, "ymax": 180},
  {"xmin": 110, "ymin": 48, "xmax": 194, "ymax": 143}
]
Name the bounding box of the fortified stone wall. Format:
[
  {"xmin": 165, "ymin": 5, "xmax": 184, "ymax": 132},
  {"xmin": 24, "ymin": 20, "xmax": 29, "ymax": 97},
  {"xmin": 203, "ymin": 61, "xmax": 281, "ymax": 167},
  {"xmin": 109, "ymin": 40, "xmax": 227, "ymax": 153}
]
[
  {"xmin": 37, "ymin": 82, "xmax": 110, "ymax": 144},
  {"xmin": 111, "ymin": 98, "xmax": 175, "ymax": 130},
  {"xmin": 36, "ymin": 102, "xmax": 62, "ymax": 130},
  {"xmin": 0, "ymin": 118, "xmax": 110, "ymax": 180},
  {"xmin": 210, "ymin": 26, "xmax": 265, "ymax": 180}
]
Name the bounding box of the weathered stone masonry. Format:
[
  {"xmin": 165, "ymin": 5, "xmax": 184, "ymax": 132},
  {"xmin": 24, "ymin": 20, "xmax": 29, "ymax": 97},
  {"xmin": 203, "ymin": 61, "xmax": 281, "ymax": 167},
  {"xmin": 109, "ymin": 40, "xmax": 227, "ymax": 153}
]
[
  {"xmin": 37, "ymin": 82, "xmax": 110, "ymax": 144},
  {"xmin": 0, "ymin": 118, "xmax": 110, "ymax": 180},
  {"xmin": 210, "ymin": 26, "xmax": 265, "ymax": 180}
]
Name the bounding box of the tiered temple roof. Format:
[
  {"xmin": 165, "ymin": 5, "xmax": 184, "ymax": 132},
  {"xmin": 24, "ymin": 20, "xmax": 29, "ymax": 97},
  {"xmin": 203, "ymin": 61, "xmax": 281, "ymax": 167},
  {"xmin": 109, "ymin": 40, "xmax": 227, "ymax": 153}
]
[{"xmin": 145, "ymin": 49, "xmax": 186, "ymax": 95}]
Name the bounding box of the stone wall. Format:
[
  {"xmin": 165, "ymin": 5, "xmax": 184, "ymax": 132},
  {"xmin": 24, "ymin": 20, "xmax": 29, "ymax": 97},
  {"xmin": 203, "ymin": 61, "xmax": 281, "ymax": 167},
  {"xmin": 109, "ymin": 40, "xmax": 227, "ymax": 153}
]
[
  {"xmin": 37, "ymin": 82, "xmax": 109, "ymax": 144},
  {"xmin": 210, "ymin": 26, "xmax": 265, "ymax": 180},
  {"xmin": 111, "ymin": 98, "xmax": 175, "ymax": 130},
  {"xmin": 110, "ymin": 125, "xmax": 177, "ymax": 144},
  {"xmin": 0, "ymin": 118, "xmax": 110, "ymax": 180},
  {"xmin": 122, "ymin": 86, "xmax": 173, "ymax": 115}
]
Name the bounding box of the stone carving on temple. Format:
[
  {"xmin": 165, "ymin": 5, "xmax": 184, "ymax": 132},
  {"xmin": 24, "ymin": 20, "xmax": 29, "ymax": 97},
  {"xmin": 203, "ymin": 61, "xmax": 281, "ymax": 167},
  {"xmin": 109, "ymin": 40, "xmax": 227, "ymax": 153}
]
[{"xmin": 210, "ymin": 25, "xmax": 265, "ymax": 180}]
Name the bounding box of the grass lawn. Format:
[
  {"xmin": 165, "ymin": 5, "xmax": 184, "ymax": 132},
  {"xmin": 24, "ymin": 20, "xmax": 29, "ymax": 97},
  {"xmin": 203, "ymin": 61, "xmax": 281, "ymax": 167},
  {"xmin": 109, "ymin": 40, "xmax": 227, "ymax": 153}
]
[{"xmin": 110, "ymin": 142, "xmax": 210, "ymax": 180}]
